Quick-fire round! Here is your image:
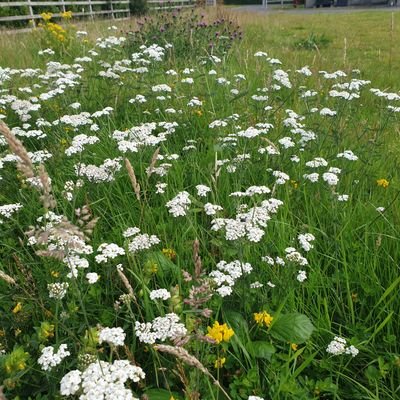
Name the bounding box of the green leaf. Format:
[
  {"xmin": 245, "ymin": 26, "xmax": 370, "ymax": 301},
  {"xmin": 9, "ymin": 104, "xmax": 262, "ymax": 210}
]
[
  {"xmin": 223, "ymin": 310, "xmax": 250, "ymax": 341},
  {"xmin": 247, "ymin": 341, "xmax": 276, "ymax": 360},
  {"xmin": 365, "ymin": 365, "xmax": 380, "ymax": 382},
  {"xmin": 223, "ymin": 310, "xmax": 252, "ymax": 365},
  {"xmin": 270, "ymin": 313, "xmax": 314, "ymax": 344},
  {"xmin": 146, "ymin": 252, "xmax": 179, "ymax": 278}
]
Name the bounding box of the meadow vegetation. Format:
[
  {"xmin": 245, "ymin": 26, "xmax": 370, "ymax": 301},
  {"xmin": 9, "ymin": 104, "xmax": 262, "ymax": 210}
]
[{"xmin": 0, "ymin": 8, "xmax": 399, "ymax": 400}]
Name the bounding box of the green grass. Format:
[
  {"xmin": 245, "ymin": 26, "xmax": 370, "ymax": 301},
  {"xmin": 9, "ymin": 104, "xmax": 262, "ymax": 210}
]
[{"xmin": 0, "ymin": 8, "xmax": 399, "ymax": 400}]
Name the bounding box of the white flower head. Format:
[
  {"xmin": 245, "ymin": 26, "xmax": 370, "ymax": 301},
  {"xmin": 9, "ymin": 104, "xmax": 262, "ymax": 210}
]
[{"xmin": 99, "ymin": 327, "xmax": 126, "ymax": 346}]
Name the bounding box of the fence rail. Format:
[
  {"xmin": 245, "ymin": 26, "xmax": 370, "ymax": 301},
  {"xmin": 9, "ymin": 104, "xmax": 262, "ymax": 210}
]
[
  {"xmin": 261, "ymin": 0, "xmax": 294, "ymax": 5},
  {"xmin": 0, "ymin": 0, "xmax": 199, "ymax": 24},
  {"xmin": 147, "ymin": 0, "xmax": 196, "ymax": 9},
  {"xmin": 0, "ymin": 0, "xmax": 131, "ymax": 24}
]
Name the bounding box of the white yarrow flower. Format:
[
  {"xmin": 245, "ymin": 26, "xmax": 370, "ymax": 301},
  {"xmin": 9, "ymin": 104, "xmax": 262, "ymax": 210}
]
[
  {"xmin": 38, "ymin": 344, "xmax": 70, "ymax": 371},
  {"xmin": 149, "ymin": 289, "xmax": 171, "ymax": 301},
  {"xmin": 99, "ymin": 327, "xmax": 126, "ymax": 346}
]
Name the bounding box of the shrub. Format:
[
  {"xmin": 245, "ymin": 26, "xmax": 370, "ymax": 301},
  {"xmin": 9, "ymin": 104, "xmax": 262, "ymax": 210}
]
[{"xmin": 129, "ymin": 0, "xmax": 148, "ymax": 16}]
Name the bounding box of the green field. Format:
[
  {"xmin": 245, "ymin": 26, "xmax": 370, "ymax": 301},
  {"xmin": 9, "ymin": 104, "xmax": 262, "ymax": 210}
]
[{"xmin": 0, "ymin": 8, "xmax": 399, "ymax": 400}]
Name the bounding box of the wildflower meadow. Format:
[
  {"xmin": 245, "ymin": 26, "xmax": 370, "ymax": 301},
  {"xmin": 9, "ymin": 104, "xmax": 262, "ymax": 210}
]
[{"xmin": 0, "ymin": 8, "xmax": 399, "ymax": 400}]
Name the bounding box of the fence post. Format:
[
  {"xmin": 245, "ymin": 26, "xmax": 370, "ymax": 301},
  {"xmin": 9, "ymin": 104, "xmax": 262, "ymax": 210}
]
[
  {"xmin": 88, "ymin": 0, "xmax": 94, "ymax": 21},
  {"xmin": 60, "ymin": 0, "xmax": 66, "ymax": 13},
  {"xmin": 110, "ymin": 1, "xmax": 115, "ymax": 19},
  {"xmin": 27, "ymin": 0, "xmax": 36, "ymax": 26}
]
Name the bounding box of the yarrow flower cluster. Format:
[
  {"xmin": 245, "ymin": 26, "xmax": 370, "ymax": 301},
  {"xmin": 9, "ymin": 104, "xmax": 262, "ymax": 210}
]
[
  {"xmin": 99, "ymin": 327, "xmax": 126, "ymax": 347},
  {"xmin": 149, "ymin": 288, "xmax": 171, "ymax": 301},
  {"xmin": 38, "ymin": 344, "xmax": 70, "ymax": 371},
  {"xmin": 196, "ymin": 184, "xmax": 211, "ymax": 197},
  {"xmin": 60, "ymin": 360, "xmax": 145, "ymax": 399},
  {"xmin": 134, "ymin": 313, "xmax": 187, "ymax": 344},
  {"xmin": 204, "ymin": 203, "xmax": 223, "ymax": 216},
  {"xmin": 298, "ymin": 233, "xmax": 315, "ymax": 252},
  {"xmin": 48, "ymin": 282, "xmax": 69, "ymax": 299},
  {"xmin": 75, "ymin": 158, "xmax": 122, "ymax": 183},
  {"xmin": 95, "ymin": 243, "xmax": 125, "ymax": 263},
  {"xmin": 211, "ymin": 198, "xmax": 283, "ymax": 242},
  {"xmin": 125, "ymin": 228, "xmax": 160, "ymax": 254},
  {"xmin": 166, "ymin": 191, "xmax": 191, "ymax": 217},
  {"xmin": 296, "ymin": 270, "xmax": 307, "ymax": 282},
  {"xmin": 0, "ymin": 203, "xmax": 23, "ymax": 223},
  {"xmin": 285, "ymin": 247, "xmax": 308, "ymax": 266},
  {"xmin": 86, "ymin": 272, "xmax": 99, "ymax": 284},
  {"xmin": 210, "ymin": 260, "xmax": 253, "ymax": 297},
  {"xmin": 326, "ymin": 336, "xmax": 359, "ymax": 357},
  {"xmin": 65, "ymin": 134, "xmax": 99, "ymax": 156}
]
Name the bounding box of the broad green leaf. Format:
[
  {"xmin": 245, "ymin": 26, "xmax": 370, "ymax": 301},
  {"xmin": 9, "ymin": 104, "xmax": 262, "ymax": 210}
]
[
  {"xmin": 270, "ymin": 313, "xmax": 314, "ymax": 344},
  {"xmin": 223, "ymin": 310, "xmax": 250, "ymax": 341},
  {"xmin": 247, "ymin": 340, "xmax": 276, "ymax": 360}
]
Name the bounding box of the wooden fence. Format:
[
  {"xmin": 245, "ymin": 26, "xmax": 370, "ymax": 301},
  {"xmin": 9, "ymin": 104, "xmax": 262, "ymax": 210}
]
[
  {"xmin": 147, "ymin": 0, "xmax": 197, "ymax": 10},
  {"xmin": 0, "ymin": 1, "xmax": 130, "ymax": 23},
  {"xmin": 0, "ymin": 0, "xmax": 199, "ymax": 25}
]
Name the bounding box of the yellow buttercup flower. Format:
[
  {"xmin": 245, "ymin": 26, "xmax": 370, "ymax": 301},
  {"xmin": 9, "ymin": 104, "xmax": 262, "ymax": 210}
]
[
  {"xmin": 254, "ymin": 311, "xmax": 273, "ymax": 328},
  {"xmin": 291, "ymin": 343, "xmax": 298, "ymax": 351},
  {"xmin": 376, "ymin": 178, "xmax": 389, "ymax": 188},
  {"xmin": 207, "ymin": 321, "xmax": 234, "ymax": 344}
]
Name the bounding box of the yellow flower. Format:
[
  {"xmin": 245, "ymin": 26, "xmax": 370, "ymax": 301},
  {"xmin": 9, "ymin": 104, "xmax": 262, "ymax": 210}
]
[
  {"xmin": 162, "ymin": 248, "xmax": 177, "ymax": 261},
  {"xmin": 144, "ymin": 260, "xmax": 158, "ymax": 275},
  {"xmin": 61, "ymin": 11, "xmax": 73, "ymax": 19},
  {"xmin": 376, "ymin": 178, "xmax": 389, "ymax": 188},
  {"xmin": 37, "ymin": 321, "xmax": 55, "ymax": 342},
  {"xmin": 207, "ymin": 321, "xmax": 234, "ymax": 344},
  {"xmin": 254, "ymin": 311, "xmax": 273, "ymax": 328},
  {"xmin": 51, "ymin": 271, "xmax": 60, "ymax": 278},
  {"xmin": 291, "ymin": 343, "xmax": 298, "ymax": 351},
  {"xmin": 12, "ymin": 302, "xmax": 22, "ymax": 314},
  {"xmin": 4, "ymin": 347, "xmax": 29, "ymax": 375},
  {"xmin": 40, "ymin": 12, "xmax": 53, "ymax": 21},
  {"xmin": 194, "ymin": 110, "xmax": 203, "ymax": 117},
  {"xmin": 290, "ymin": 180, "xmax": 299, "ymax": 189},
  {"xmin": 214, "ymin": 357, "xmax": 226, "ymax": 369}
]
